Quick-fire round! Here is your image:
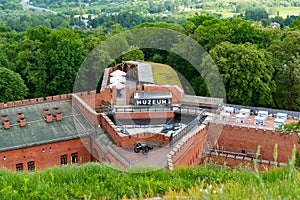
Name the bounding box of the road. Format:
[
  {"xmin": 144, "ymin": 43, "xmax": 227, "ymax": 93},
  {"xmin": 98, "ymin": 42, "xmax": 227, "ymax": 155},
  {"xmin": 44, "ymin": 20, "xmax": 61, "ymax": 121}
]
[{"xmin": 20, "ymin": 0, "xmax": 57, "ymax": 15}]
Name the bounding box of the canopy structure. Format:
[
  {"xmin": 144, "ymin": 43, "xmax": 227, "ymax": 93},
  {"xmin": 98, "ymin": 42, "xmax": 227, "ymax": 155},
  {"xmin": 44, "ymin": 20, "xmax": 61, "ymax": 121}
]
[
  {"xmin": 109, "ymin": 81, "xmax": 125, "ymax": 90},
  {"xmin": 110, "ymin": 76, "xmax": 126, "ymax": 84},
  {"xmin": 110, "ymin": 69, "xmax": 126, "ymax": 77}
]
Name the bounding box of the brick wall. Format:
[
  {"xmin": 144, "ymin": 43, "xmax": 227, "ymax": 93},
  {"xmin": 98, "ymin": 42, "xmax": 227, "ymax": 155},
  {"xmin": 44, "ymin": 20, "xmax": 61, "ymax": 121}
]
[
  {"xmin": 98, "ymin": 113, "xmax": 171, "ymax": 147},
  {"xmin": 168, "ymin": 124, "xmax": 209, "ymax": 169},
  {"xmin": 114, "ymin": 111, "xmax": 175, "ymax": 119},
  {"xmin": 0, "ymin": 137, "xmax": 91, "ymax": 171},
  {"xmin": 168, "ymin": 122, "xmax": 300, "ymax": 170},
  {"xmin": 95, "ymin": 88, "xmax": 112, "ymax": 106},
  {"xmin": 72, "ymin": 94, "xmax": 99, "ymax": 125},
  {"xmin": 0, "ymin": 94, "xmax": 72, "ymax": 110},
  {"xmin": 207, "ymin": 156, "xmax": 279, "ymax": 170},
  {"xmin": 215, "ymin": 124, "xmax": 299, "ymax": 163},
  {"xmin": 75, "ymin": 91, "xmax": 97, "ymax": 109}
]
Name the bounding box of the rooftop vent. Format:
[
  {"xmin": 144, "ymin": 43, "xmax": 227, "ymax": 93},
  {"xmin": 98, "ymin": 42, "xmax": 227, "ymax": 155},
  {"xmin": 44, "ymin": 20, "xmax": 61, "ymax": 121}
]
[
  {"xmin": 20, "ymin": 117, "xmax": 26, "ymax": 127},
  {"xmin": 1, "ymin": 115, "xmax": 8, "ymax": 125},
  {"xmin": 3, "ymin": 119, "xmax": 10, "ymax": 129},
  {"xmin": 53, "ymin": 107, "xmax": 59, "ymax": 117},
  {"xmin": 56, "ymin": 111, "xmax": 62, "ymax": 121},
  {"xmin": 17, "ymin": 112, "xmax": 24, "ymax": 122},
  {"xmin": 46, "ymin": 112, "xmax": 53, "ymax": 123},
  {"xmin": 43, "ymin": 108, "xmax": 49, "ymax": 117}
]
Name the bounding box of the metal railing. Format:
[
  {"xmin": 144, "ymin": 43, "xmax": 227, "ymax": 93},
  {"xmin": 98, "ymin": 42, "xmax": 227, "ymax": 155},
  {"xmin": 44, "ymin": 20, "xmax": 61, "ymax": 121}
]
[
  {"xmin": 181, "ymin": 95, "xmax": 223, "ymax": 105},
  {"xmin": 170, "ymin": 111, "xmax": 206, "ymax": 145},
  {"xmin": 113, "ymin": 105, "xmax": 172, "ymax": 112}
]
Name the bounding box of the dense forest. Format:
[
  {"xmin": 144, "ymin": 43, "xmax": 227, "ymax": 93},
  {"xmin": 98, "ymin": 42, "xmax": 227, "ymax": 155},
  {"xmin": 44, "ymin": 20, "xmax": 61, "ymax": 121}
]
[{"xmin": 0, "ymin": 1, "xmax": 300, "ymax": 111}]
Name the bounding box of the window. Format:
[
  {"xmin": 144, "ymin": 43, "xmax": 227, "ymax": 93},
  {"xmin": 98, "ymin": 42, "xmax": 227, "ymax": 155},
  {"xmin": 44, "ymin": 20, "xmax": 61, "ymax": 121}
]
[
  {"xmin": 61, "ymin": 154, "xmax": 67, "ymax": 165},
  {"xmin": 71, "ymin": 153, "xmax": 78, "ymax": 164},
  {"xmin": 27, "ymin": 161, "xmax": 35, "ymax": 172},
  {"xmin": 16, "ymin": 163, "xmax": 23, "ymax": 171}
]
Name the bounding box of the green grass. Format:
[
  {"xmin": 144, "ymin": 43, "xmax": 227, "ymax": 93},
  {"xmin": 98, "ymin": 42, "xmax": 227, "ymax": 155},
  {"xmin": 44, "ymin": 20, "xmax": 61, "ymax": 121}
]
[
  {"xmin": 147, "ymin": 62, "xmax": 183, "ymax": 89},
  {"xmin": 0, "ymin": 163, "xmax": 299, "ymax": 199},
  {"xmin": 270, "ymin": 7, "xmax": 300, "ymax": 18}
]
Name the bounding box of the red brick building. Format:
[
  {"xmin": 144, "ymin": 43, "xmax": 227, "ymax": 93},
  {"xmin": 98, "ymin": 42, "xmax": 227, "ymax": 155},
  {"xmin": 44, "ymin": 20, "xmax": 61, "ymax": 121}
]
[{"xmin": 1, "ymin": 61, "xmax": 299, "ymax": 171}]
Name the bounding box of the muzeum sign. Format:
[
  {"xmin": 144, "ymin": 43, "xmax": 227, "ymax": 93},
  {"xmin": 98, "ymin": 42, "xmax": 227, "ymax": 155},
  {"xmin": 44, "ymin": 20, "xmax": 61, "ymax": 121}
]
[{"xmin": 133, "ymin": 91, "xmax": 172, "ymax": 107}]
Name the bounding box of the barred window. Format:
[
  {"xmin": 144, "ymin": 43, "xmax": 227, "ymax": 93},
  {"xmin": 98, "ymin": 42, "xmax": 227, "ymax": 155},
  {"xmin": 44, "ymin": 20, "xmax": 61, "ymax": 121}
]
[{"xmin": 61, "ymin": 154, "xmax": 67, "ymax": 165}]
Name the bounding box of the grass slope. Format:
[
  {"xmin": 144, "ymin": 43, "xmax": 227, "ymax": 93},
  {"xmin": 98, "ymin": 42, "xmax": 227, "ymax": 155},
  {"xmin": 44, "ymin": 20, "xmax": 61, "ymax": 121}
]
[
  {"xmin": 0, "ymin": 163, "xmax": 299, "ymax": 199},
  {"xmin": 147, "ymin": 62, "xmax": 183, "ymax": 89}
]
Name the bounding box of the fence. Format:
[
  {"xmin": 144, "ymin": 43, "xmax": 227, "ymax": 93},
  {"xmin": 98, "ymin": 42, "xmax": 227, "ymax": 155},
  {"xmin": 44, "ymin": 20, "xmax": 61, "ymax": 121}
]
[{"xmin": 170, "ymin": 111, "xmax": 206, "ymax": 145}]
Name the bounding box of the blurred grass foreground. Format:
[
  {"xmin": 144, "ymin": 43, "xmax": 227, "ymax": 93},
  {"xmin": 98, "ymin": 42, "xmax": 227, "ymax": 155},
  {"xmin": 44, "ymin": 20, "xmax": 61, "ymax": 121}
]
[{"xmin": 0, "ymin": 160, "xmax": 299, "ymax": 199}]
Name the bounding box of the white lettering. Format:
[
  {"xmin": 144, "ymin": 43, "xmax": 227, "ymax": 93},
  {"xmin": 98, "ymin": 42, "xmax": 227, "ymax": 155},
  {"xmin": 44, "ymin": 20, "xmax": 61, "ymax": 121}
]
[
  {"xmin": 136, "ymin": 100, "xmax": 142, "ymax": 105},
  {"xmin": 135, "ymin": 98, "xmax": 172, "ymax": 106}
]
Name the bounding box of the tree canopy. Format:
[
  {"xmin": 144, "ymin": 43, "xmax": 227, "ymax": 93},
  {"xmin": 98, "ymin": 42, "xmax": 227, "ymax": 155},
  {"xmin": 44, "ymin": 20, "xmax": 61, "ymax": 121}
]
[
  {"xmin": 0, "ymin": 14, "xmax": 299, "ymax": 111},
  {"xmin": 0, "ymin": 67, "xmax": 28, "ymax": 103},
  {"xmin": 208, "ymin": 42, "xmax": 274, "ymax": 105}
]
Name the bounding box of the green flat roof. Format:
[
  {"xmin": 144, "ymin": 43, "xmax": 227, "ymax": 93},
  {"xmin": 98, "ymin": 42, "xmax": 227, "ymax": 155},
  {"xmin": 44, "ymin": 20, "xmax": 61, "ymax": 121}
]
[{"xmin": 0, "ymin": 100, "xmax": 89, "ymax": 152}]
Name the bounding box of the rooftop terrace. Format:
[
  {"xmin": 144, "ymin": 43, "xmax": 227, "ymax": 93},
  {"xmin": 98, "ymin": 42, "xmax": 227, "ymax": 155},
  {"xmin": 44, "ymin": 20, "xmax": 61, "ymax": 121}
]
[{"xmin": 215, "ymin": 106, "xmax": 299, "ymax": 131}]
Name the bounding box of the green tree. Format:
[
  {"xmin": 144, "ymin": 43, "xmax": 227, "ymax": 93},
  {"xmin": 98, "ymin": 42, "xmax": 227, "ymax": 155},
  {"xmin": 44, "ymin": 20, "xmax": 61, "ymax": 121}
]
[
  {"xmin": 0, "ymin": 67, "xmax": 28, "ymax": 103},
  {"xmin": 151, "ymin": 53, "xmax": 163, "ymax": 63},
  {"xmin": 15, "ymin": 26, "xmax": 86, "ymax": 97},
  {"xmin": 121, "ymin": 45, "xmax": 144, "ymax": 61},
  {"xmin": 290, "ymin": 16, "xmax": 300, "ymax": 29},
  {"xmin": 193, "ymin": 18, "xmax": 232, "ymax": 51},
  {"xmin": 208, "ymin": 42, "xmax": 274, "ymax": 106},
  {"xmin": 284, "ymin": 15, "xmax": 299, "ymax": 27},
  {"xmin": 269, "ymin": 30, "xmax": 300, "ymax": 110},
  {"xmin": 15, "ymin": 26, "xmax": 51, "ymax": 97},
  {"xmin": 190, "ymin": 76, "xmax": 209, "ymax": 96},
  {"xmin": 45, "ymin": 28, "xmax": 86, "ymax": 95},
  {"xmin": 186, "ymin": 15, "xmax": 215, "ymax": 28},
  {"xmin": 244, "ymin": 7, "xmax": 269, "ymax": 22},
  {"xmin": 276, "ymin": 120, "xmax": 300, "ymax": 134},
  {"xmin": 229, "ymin": 18, "xmax": 271, "ymax": 48}
]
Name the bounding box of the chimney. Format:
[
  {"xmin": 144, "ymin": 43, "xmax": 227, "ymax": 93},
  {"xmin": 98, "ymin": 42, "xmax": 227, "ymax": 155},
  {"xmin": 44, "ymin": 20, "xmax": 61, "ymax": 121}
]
[
  {"xmin": 1, "ymin": 115, "xmax": 8, "ymax": 125},
  {"xmin": 56, "ymin": 111, "xmax": 62, "ymax": 121},
  {"xmin": 43, "ymin": 108, "xmax": 49, "ymax": 117},
  {"xmin": 53, "ymin": 107, "xmax": 59, "ymax": 117},
  {"xmin": 3, "ymin": 119, "xmax": 10, "ymax": 129},
  {"xmin": 17, "ymin": 112, "xmax": 24, "ymax": 122},
  {"xmin": 20, "ymin": 117, "xmax": 26, "ymax": 127},
  {"xmin": 46, "ymin": 112, "xmax": 53, "ymax": 123}
]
